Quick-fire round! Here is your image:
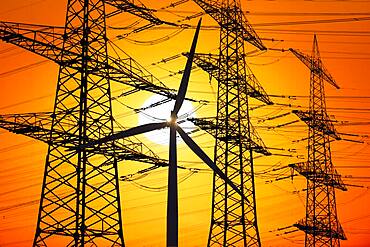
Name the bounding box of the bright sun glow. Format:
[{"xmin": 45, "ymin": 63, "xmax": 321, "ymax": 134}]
[{"xmin": 138, "ymin": 94, "xmax": 196, "ymax": 145}]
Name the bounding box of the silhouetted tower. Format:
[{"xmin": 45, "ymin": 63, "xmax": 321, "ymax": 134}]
[
  {"xmin": 0, "ymin": 0, "xmax": 183, "ymax": 245},
  {"xmin": 289, "ymin": 35, "xmax": 347, "ymax": 247},
  {"xmin": 187, "ymin": 0, "xmax": 272, "ymax": 246},
  {"xmin": 31, "ymin": 1, "xmax": 124, "ymax": 245}
]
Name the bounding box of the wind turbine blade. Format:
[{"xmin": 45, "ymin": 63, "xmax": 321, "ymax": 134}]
[
  {"xmin": 79, "ymin": 122, "xmax": 168, "ymax": 149},
  {"xmin": 172, "ymin": 18, "xmax": 202, "ymax": 115},
  {"xmin": 167, "ymin": 125, "xmax": 178, "ymax": 246},
  {"xmin": 176, "ymin": 126, "xmax": 249, "ymax": 202}
]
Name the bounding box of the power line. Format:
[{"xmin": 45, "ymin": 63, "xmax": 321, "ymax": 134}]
[
  {"xmin": 156, "ymin": 10, "xmax": 370, "ymax": 16},
  {"xmin": 253, "ymin": 16, "xmax": 370, "ymax": 27},
  {"xmin": 0, "ymin": 60, "xmax": 50, "ymax": 79},
  {"xmin": 0, "ymin": 0, "xmax": 47, "ymax": 15}
]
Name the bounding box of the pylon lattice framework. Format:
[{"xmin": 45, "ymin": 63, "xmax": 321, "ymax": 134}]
[
  {"xmin": 290, "ymin": 35, "xmax": 347, "ymax": 247},
  {"xmin": 32, "ymin": 0, "xmax": 124, "ymax": 245},
  {"xmin": 189, "ymin": 0, "xmax": 271, "ymax": 246},
  {"xmin": 0, "ymin": 0, "xmax": 194, "ymax": 245}
]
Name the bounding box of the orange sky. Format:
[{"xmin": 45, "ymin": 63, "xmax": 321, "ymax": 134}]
[{"xmin": 0, "ymin": 0, "xmax": 370, "ymax": 246}]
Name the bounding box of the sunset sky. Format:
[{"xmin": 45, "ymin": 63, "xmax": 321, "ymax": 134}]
[{"xmin": 0, "ymin": 0, "xmax": 370, "ymax": 246}]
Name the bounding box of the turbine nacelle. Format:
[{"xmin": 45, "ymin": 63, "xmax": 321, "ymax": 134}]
[{"xmin": 169, "ymin": 111, "xmax": 178, "ymax": 124}]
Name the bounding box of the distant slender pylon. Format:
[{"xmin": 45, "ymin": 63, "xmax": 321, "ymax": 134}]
[{"xmin": 289, "ymin": 35, "xmax": 347, "ymax": 247}]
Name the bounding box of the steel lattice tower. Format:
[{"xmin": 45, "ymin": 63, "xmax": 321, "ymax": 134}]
[
  {"xmin": 289, "ymin": 35, "xmax": 347, "ymax": 247},
  {"xmin": 0, "ymin": 0, "xmax": 188, "ymax": 245},
  {"xmin": 186, "ymin": 0, "xmax": 271, "ymax": 246},
  {"xmin": 32, "ymin": 0, "xmax": 124, "ymax": 245},
  {"xmin": 209, "ymin": 7, "xmax": 259, "ymax": 246}
]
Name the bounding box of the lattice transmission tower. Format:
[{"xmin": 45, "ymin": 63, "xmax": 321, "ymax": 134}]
[
  {"xmin": 0, "ymin": 0, "xmax": 187, "ymax": 245},
  {"xmin": 186, "ymin": 0, "xmax": 273, "ymax": 246},
  {"xmin": 289, "ymin": 35, "xmax": 347, "ymax": 247}
]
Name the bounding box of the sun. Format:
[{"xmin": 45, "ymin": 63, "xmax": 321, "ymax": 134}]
[{"xmin": 138, "ymin": 94, "xmax": 197, "ymax": 145}]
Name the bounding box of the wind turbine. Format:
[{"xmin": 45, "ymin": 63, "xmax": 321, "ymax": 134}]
[{"xmin": 80, "ymin": 19, "xmax": 247, "ymax": 247}]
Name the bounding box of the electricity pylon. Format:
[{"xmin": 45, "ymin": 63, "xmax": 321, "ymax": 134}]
[
  {"xmin": 186, "ymin": 0, "xmax": 272, "ymax": 246},
  {"xmin": 30, "ymin": 1, "xmax": 124, "ymax": 245},
  {"xmin": 289, "ymin": 35, "xmax": 347, "ymax": 247},
  {"xmin": 0, "ymin": 0, "xmax": 183, "ymax": 245}
]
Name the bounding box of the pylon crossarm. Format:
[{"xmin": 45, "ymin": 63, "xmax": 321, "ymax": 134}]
[
  {"xmin": 0, "ymin": 111, "xmax": 74, "ymax": 143},
  {"xmin": 0, "ymin": 22, "xmax": 168, "ymax": 91},
  {"xmin": 320, "ymin": 63, "xmax": 339, "ymax": 89},
  {"xmin": 188, "ymin": 117, "xmax": 270, "ymax": 155},
  {"xmin": 192, "ymin": 0, "xmax": 265, "ymax": 50},
  {"xmin": 0, "ymin": 21, "xmax": 75, "ymax": 62},
  {"xmin": 106, "ymin": 0, "xmax": 177, "ymax": 26},
  {"xmin": 239, "ymin": 10, "xmax": 266, "ymax": 50},
  {"xmin": 293, "ymin": 220, "xmax": 346, "ymax": 240},
  {"xmin": 293, "ymin": 110, "xmax": 340, "ymax": 140},
  {"xmin": 289, "ymin": 48, "xmax": 339, "ymax": 89},
  {"xmin": 288, "ymin": 162, "xmax": 347, "ymax": 191},
  {"xmin": 0, "ymin": 112, "xmax": 167, "ymax": 166},
  {"xmin": 187, "ymin": 52, "xmax": 219, "ymax": 79},
  {"xmin": 248, "ymin": 122, "xmax": 271, "ymax": 155},
  {"xmin": 0, "ymin": 21, "xmax": 207, "ymax": 105},
  {"xmin": 187, "ymin": 117, "xmax": 218, "ymax": 137},
  {"xmin": 186, "ymin": 52, "xmax": 272, "ymax": 104},
  {"xmin": 106, "ymin": 55, "xmax": 175, "ymax": 97},
  {"xmin": 289, "ymin": 48, "xmax": 314, "ymax": 72},
  {"xmin": 244, "ymin": 63, "xmax": 273, "ymax": 105}
]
